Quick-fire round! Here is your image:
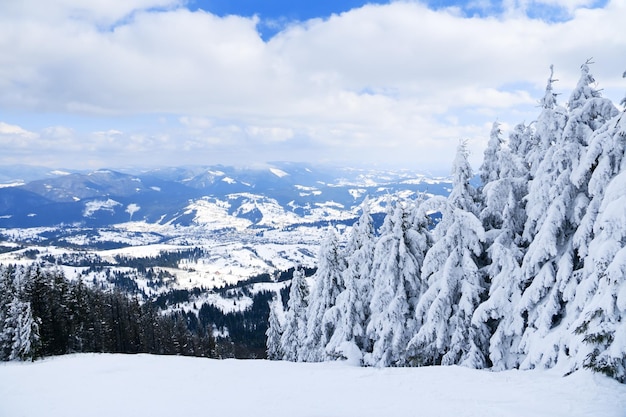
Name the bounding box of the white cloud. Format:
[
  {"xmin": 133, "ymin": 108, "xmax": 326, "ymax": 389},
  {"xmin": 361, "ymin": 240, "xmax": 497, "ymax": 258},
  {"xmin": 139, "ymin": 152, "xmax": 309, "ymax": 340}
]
[
  {"xmin": 0, "ymin": 0, "xmax": 624, "ymax": 172},
  {"xmin": 505, "ymin": 0, "xmax": 604, "ymax": 17},
  {"xmin": 246, "ymin": 126, "xmax": 294, "ymax": 143},
  {"xmin": 0, "ymin": 0, "xmax": 182, "ymax": 26},
  {"xmin": 0, "ymin": 122, "xmax": 38, "ymax": 139}
]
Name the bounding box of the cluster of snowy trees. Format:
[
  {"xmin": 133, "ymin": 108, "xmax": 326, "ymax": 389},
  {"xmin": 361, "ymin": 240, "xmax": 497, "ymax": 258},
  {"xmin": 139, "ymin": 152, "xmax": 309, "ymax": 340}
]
[
  {"xmin": 268, "ymin": 62, "xmax": 626, "ymax": 382},
  {"xmin": 0, "ymin": 265, "xmax": 215, "ymax": 360}
]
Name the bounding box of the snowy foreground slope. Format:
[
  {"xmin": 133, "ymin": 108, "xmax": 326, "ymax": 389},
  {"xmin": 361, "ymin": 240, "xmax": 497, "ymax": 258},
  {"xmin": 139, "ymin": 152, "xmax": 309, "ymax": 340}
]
[{"xmin": 1, "ymin": 354, "xmax": 625, "ymax": 417}]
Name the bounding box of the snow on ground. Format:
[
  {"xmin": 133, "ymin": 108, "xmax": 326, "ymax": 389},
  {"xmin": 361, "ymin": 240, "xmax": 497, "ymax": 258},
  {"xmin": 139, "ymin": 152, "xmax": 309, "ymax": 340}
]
[
  {"xmin": 1, "ymin": 354, "xmax": 624, "ymax": 417},
  {"xmin": 0, "ymin": 181, "xmax": 25, "ymax": 188},
  {"xmin": 269, "ymin": 167, "xmax": 289, "ymax": 178},
  {"xmin": 180, "ymin": 291, "xmax": 254, "ymax": 314}
]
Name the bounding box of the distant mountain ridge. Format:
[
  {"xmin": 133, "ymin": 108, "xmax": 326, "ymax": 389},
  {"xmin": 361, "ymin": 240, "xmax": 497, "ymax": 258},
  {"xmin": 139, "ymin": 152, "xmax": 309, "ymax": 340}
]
[{"xmin": 0, "ymin": 163, "xmax": 451, "ymax": 230}]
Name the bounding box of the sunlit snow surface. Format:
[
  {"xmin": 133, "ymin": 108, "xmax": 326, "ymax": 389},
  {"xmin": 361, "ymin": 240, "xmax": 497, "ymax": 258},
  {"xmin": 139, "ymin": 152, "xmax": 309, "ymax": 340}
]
[{"xmin": 1, "ymin": 354, "xmax": 625, "ymax": 417}]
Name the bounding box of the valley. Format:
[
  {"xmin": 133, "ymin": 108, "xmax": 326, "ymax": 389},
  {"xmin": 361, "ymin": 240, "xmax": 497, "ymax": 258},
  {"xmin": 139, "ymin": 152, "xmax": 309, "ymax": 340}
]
[{"xmin": 0, "ymin": 162, "xmax": 450, "ymax": 307}]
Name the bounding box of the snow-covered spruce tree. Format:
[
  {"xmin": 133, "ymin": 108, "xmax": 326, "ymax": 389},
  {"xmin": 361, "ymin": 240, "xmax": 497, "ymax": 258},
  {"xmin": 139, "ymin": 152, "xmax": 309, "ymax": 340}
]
[
  {"xmin": 525, "ymin": 65, "xmax": 568, "ymax": 179},
  {"xmin": 479, "ymin": 121, "xmax": 529, "ymax": 233},
  {"xmin": 508, "ymin": 121, "xmax": 534, "ymax": 165},
  {"xmin": 408, "ymin": 142, "xmax": 488, "ymax": 368},
  {"xmin": 479, "ymin": 122, "xmax": 505, "ymax": 186},
  {"xmin": 365, "ymin": 196, "xmax": 431, "ymax": 367},
  {"xmin": 516, "ymin": 61, "xmax": 617, "ymax": 370},
  {"xmin": 280, "ymin": 267, "xmax": 309, "ymax": 362},
  {"xmin": 0, "ymin": 265, "xmax": 16, "ymax": 360},
  {"xmin": 6, "ymin": 298, "xmax": 39, "ymax": 361},
  {"xmin": 325, "ymin": 197, "xmax": 376, "ymax": 363},
  {"xmin": 0, "ymin": 266, "xmax": 40, "ymax": 361},
  {"xmin": 572, "ymin": 169, "xmax": 626, "ymax": 382},
  {"xmin": 266, "ymin": 295, "xmax": 284, "ymax": 360},
  {"xmin": 303, "ymin": 229, "xmax": 345, "ymax": 362},
  {"xmin": 568, "ymin": 74, "xmax": 626, "ymax": 381},
  {"xmin": 473, "ymin": 122, "xmax": 529, "ymax": 370},
  {"xmin": 569, "ymin": 75, "xmax": 621, "ymax": 261},
  {"xmin": 562, "ymin": 70, "xmax": 622, "ymax": 348}
]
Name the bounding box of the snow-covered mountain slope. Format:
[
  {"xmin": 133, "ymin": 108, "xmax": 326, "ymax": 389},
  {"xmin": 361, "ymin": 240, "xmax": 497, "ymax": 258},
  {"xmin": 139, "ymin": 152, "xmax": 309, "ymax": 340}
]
[
  {"xmin": 1, "ymin": 354, "xmax": 624, "ymax": 417},
  {"xmin": 0, "ymin": 162, "xmax": 451, "ymax": 229},
  {"xmin": 0, "ymin": 163, "xmax": 451, "ymax": 296}
]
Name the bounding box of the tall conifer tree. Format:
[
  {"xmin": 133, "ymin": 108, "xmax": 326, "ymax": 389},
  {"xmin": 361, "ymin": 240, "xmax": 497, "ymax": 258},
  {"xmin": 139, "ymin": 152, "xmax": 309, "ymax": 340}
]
[
  {"xmin": 326, "ymin": 197, "xmax": 376, "ymax": 362},
  {"xmin": 280, "ymin": 267, "xmax": 309, "ymax": 362},
  {"xmin": 409, "ymin": 142, "xmax": 487, "ymax": 368},
  {"xmin": 304, "ymin": 229, "xmax": 344, "ymax": 362}
]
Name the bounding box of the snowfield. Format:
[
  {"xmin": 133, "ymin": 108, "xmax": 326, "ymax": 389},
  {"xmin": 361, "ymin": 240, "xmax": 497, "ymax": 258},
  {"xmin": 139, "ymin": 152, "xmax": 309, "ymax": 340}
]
[{"xmin": 1, "ymin": 354, "xmax": 625, "ymax": 417}]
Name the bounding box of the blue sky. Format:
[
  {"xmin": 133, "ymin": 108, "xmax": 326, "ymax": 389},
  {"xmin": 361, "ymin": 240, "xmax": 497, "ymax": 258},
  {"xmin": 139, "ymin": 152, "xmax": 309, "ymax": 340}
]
[
  {"xmin": 189, "ymin": 0, "xmax": 393, "ymax": 39},
  {"xmin": 0, "ymin": 0, "xmax": 623, "ymax": 174},
  {"xmin": 189, "ymin": 0, "xmax": 610, "ymax": 38}
]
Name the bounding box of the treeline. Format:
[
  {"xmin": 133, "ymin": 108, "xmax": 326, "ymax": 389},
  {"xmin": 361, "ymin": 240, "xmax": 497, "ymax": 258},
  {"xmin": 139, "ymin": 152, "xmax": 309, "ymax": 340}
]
[
  {"xmin": 114, "ymin": 247, "xmax": 209, "ymax": 271},
  {"xmin": 38, "ymin": 247, "xmax": 209, "ymax": 270},
  {"xmin": 0, "ymin": 265, "xmax": 215, "ymax": 360},
  {"xmin": 197, "ymin": 291, "xmax": 273, "ymax": 359},
  {"xmin": 268, "ymin": 62, "xmax": 626, "ymax": 383},
  {"xmin": 0, "ymin": 263, "xmax": 294, "ymax": 361}
]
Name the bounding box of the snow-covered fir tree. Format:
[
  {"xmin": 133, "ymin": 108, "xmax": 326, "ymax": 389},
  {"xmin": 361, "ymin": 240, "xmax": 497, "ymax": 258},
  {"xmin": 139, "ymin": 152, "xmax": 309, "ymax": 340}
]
[
  {"xmin": 280, "ymin": 267, "xmax": 309, "ymax": 362},
  {"xmin": 572, "ymin": 168, "xmax": 626, "ymax": 382},
  {"xmin": 325, "ymin": 197, "xmax": 376, "ymax": 363},
  {"xmin": 6, "ymin": 298, "xmax": 39, "ymax": 361},
  {"xmin": 266, "ymin": 295, "xmax": 284, "ymax": 360},
  {"xmin": 517, "ymin": 62, "xmax": 618, "ymax": 370},
  {"xmin": 479, "ymin": 122, "xmax": 505, "ymax": 186},
  {"xmin": 0, "ymin": 265, "xmax": 16, "ymax": 361},
  {"xmin": 508, "ymin": 122, "xmax": 534, "ymax": 164},
  {"xmin": 302, "ymin": 229, "xmax": 345, "ymax": 362},
  {"xmin": 473, "ymin": 120, "xmax": 529, "ymax": 369},
  {"xmin": 0, "ymin": 266, "xmax": 39, "ymax": 361},
  {"xmin": 567, "ymin": 59, "xmax": 602, "ymax": 112},
  {"xmin": 568, "ymin": 76, "xmax": 626, "ymax": 381},
  {"xmin": 366, "ymin": 197, "xmax": 431, "ymax": 367},
  {"xmin": 525, "ymin": 65, "xmax": 568, "ymax": 178},
  {"xmin": 408, "ymin": 142, "xmax": 488, "ymax": 368}
]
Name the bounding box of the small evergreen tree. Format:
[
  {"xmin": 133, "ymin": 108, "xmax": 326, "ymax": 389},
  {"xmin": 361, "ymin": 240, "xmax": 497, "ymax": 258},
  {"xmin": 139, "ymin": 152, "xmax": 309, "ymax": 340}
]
[
  {"xmin": 0, "ymin": 267, "xmax": 40, "ymax": 361},
  {"xmin": 303, "ymin": 229, "xmax": 344, "ymax": 362},
  {"xmin": 7, "ymin": 298, "xmax": 39, "ymax": 361},
  {"xmin": 280, "ymin": 267, "xmax": 309, "ymax": 361},
  {"xmin": 0, "ymin": 265, "xmax": 16, "ymax": 361},
  {"xmin": 266, "ymin": 295, "xmax": 284, "ymax": 360},
  {"xmin": 479, "ymin": 122, "xmax": 504, "ymax": 186}
]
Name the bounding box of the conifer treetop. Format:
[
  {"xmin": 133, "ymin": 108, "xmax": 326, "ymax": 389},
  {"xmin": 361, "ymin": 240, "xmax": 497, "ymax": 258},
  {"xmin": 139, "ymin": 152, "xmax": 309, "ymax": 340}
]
[
  {"xmin": 568, "ymin": 59, "xmax": 602, "ymax": 111},
  {"xmin": 540, "ymin": 65, "xmax": 558, "ymax": 110}
]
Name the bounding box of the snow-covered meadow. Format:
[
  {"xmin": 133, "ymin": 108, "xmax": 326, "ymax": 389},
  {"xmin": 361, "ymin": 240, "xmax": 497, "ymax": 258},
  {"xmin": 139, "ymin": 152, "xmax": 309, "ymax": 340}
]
[{"xmin": 1, "ymin": 353, "xmax": 625, "ymax": 417}]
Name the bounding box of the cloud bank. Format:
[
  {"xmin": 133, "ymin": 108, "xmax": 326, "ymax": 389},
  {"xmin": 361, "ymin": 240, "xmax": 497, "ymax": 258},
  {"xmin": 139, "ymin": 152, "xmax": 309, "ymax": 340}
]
[{"xmin": 0, "ymin": 0, "xmax": 624, "ymax": 172}]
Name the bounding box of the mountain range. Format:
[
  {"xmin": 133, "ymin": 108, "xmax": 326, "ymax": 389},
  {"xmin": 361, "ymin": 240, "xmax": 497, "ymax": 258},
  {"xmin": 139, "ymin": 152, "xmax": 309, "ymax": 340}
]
[{"xmin": 0, "ymin": 162, "xmax": 451, "ymax": 231}]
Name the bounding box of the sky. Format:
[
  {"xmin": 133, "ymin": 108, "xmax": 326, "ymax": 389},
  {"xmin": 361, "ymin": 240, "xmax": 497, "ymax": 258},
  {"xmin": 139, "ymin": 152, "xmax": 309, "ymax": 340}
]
[{"xmin": 0, "ymin": 0, "xmax": 624, "ymax": 174}]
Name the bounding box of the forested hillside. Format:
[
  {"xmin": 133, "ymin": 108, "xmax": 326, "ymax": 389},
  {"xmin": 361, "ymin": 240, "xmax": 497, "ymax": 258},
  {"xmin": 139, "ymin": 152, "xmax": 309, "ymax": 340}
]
[
  {"xmin": 0, "ymin": 264, "xmax": 292, "ymax": 360},
  {"xmin": 270, "ymin": 62, "xmax": 626, "ymax": 382}
]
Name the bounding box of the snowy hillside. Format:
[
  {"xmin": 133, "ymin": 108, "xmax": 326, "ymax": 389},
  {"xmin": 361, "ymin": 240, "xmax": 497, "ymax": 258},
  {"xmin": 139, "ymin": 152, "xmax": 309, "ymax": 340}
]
[
  {"xmin": 1, "ymin": 354, "xmax": 624, "ymax": 417},
  {"xmin": 0, "ymin": 164, "xmax": 451, "ymax": 295},
  {"xmin": 0, "ymin": 162, "xmax": 451, "ymax": 229}
]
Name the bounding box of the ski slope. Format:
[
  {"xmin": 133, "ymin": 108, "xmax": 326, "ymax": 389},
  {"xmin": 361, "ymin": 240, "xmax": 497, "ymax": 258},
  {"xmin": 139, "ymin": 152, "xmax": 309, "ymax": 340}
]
[{"xmin": 1, "ymin": 353, "xmax": 625, "ymax": 417}]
